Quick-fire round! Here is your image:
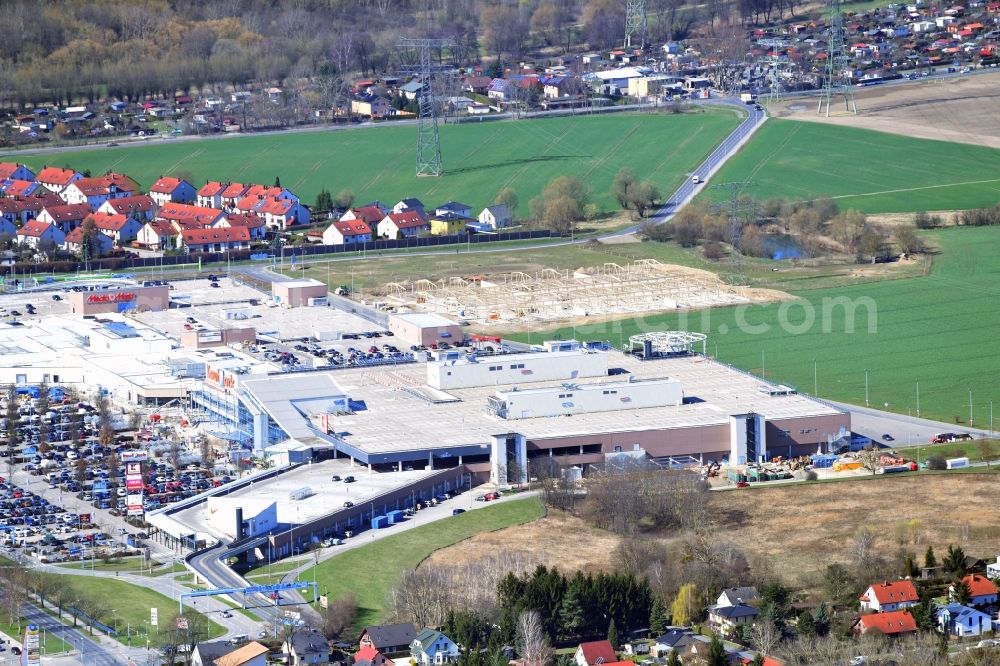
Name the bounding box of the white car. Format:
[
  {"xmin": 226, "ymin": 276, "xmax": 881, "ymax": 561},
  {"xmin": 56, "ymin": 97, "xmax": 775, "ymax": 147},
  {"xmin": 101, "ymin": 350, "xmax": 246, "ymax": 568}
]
[{"xmin": 692, "ymin": 175, "xmax": 702, "ymax": 184}]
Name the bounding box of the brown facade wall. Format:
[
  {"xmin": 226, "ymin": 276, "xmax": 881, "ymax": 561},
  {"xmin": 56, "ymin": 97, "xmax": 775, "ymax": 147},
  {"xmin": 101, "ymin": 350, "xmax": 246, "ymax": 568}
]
[
  {"xmin": 765, "ymin": 413, "xmax": 851, "ymax": 458},
  {"xmin": 272, "ymin": 283, "xmax": 328, "ymax": 307}
]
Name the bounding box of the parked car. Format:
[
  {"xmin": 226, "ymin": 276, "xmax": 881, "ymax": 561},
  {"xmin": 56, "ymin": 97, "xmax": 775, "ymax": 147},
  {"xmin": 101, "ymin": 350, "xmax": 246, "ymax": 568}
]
[{"xmin": 452, "ymin": 508, "xmax": 465, "ymax": 515}]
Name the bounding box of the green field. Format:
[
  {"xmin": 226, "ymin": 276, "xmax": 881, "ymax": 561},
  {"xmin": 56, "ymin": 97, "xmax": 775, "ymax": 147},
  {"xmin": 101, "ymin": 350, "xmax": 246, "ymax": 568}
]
[
  {"xmin": 304, "ymin": 497, "xmax": 544, "ymax": 628},
  {"xmin": 508, "ymin": 226, "xmax": 1000, "ymax": 425},
  {"xmin": 703, "ymin": 119, "xmax": 1000, "ymax": 213},
  {"xmin": 16, "ymin": 110, "xmax": 739, "ymax": 215}
]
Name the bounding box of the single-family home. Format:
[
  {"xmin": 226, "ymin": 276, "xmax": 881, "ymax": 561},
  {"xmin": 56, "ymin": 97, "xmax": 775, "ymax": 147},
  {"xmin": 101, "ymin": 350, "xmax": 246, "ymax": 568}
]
[
  {"xmin": 218, "ymin": 183, "xmax": 251, "ymax": 210},
  {"xmin": 17, "ymin": 219, "xmax": 65, "ymax": 249},
  {"xmin": 191, "ymin": 641, "xmax": 234, "ymax": 666},
  {"xmin": 323, "ymin": 220, "xmax": 373, "ymax": 245},
  {"xmin": 254, "ymin": 197, "xmax": 310, "ymax": 230},
  {"xmin": 487, "ymin": 78, "xmax": 515, "ymax": 101},
  {"xmin": 400, "ymin": 80, "xmax": 424, "ymax": 101},
  {"xmin": 137, "ymin": 220, "xmax": 180, "ymax": 250},
  {"xmin": 63, "ymin": 226, "xmax": 114, "ymax": 258},
  {"xmin": 716, "ymin": 587, "xmax": 760, "ymax": 608},
  {"xmin": 242, "ymin": 184, "xmax": 299, "ymax": 204},
  {"xmin": 410, "ymin": 628, "xmax": 459, "ymax": 666},
  {"xmin": 542, "ymin": 76, "xmax": 580, "ymax": 99},
  {"xmin": 377, "ymin": 211, "xmax": 428, "ymax": 239},
  {"xmin": 952, "ymin": 574, "xmax": 999, "ymax": 606},
  {"xmin": 84, "ymin": 212, "xmax": 142, "ymax": 245},
  {"xmin": 429, "ymin": 212, "xmax": 472, "ymax": 236},
  {"xmin": 60, "ymin": 173, "xmax": 136, "ymax": 208},
  {"xmin": 358, "ymin": 623, "xmax": 417, "ymax": 656},
  {"xmin": 214, "ymin": 212, "xmax": 267, "ymax": 241},
  {"xmin": 859, "ymin": 580, "xmax": 920, "ymax": 613},
  {"xmin": 149, "ymin": 176, "xmax": 196, "ymax": 206},
  {"xmin": 156, "ymin": 202, "xmax": 226, "ymax": 228},
  {"xmin": 0, "ymin": 162, "xmax": 35, "ymax": 182},
  {"xmin": 267, "ymin": 87, "xmax": 283, "ymax": 102},
  {"xmin": 477, "ymin": 204, "xmax": 512, "ymax": 230},
  {"xmin": 99, "ymin": 194, "xmax": 157, "ymax": 221},
  {"xmin": 0, "ymin": 179, "xmax": 44, "ymax": 198},
  {"xmin": 213, "ymin": 642, "xmax": 269, "ymax": 666},
  {"xmin": 462, "ymin": 76, "xmax": 493, "ymax": 95},
  {"xmin": 285, "ymin": 628, "xmax": 329, "ymax": 666},
  {"xmin": 196, "ymin": 181, "xmax": 227, "ymax": 209},
  {"xmin": 351, "ymin": 94, "xmax": 392, "ymax": 119},
  {"xmin": 651, "ymin": 629, "xmax": 698, "ymax": 658},
  {"xmin": 36, "ymin": 204, "xmax": 93, "ymax": 233},
  {"xmin": 435, "ymin": 201, "xmax": 472, "ymax": 218},
  {"xmin": 341, "ymin": 205, "xmax": 386, "ymax": 227},
  {"xmin": 852, "ymin": 610, "xmax": 917, "ymax": 638},
  {"xmin": 986, "ymin": 555, "xmax": 1000, "ymax": 579},
  {"xmin": 392, "ymin": 198, "xmax": 426, "ymax": 217},
  {"xmin": 708, "ymin": 604, "xmax": 759, "ymax": 635},
  {"xmin": 353, "ymin": 645, "xmax": 391, "ymax": 666},
  {"xmin": 34, "ymin": 166, "xmax": 82, "ymax": 194},
  {"xmin": 0, "ymin": 217, "xmax": 16, "ymax": 238},
  {"xmin": 575, "ymin": 640, "xmax": 616, "ymax": 666},
  {"xmin": 181, "ymin": 227, "xmax": 251, "ymax": 253},
  {"xmin": 935, "ymin": 602, "xmax": 993, "ymax": 638}
]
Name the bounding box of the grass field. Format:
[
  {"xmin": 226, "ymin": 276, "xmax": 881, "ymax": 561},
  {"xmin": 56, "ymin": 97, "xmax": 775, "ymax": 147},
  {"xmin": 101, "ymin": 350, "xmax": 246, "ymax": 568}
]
[
  {"xmin": 16, "ymin": 110, "xmax": 739, "ymax": 216},
  {"xmin": 507, "ymin": 226, "xmax": 1000, "ymax": 425},
  {"xmin": 304, "ymin": 497, "xmax": 544, "ymax": 628},
  {"xmin": 703, "ymin": 119, "xmax": 1000, "ymax": 213}
]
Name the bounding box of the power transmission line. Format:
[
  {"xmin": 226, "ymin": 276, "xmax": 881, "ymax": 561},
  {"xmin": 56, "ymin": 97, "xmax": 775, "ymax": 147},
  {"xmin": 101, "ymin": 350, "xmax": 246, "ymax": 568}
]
[
  {"xmin": 398, "ymin": 36, "xmax": 455, "ymax": 177},
  {"xmin": 624, "ymin": 0, "xmax": 647, "ymax": 49},
  {"xmin": 817, "ymin": 0, "xmax": 857, "ymax": 116}
]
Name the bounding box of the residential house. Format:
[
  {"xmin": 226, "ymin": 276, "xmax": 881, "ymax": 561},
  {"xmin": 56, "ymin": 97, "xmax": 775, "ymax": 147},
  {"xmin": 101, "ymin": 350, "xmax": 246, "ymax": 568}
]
[
  {"xmin": 63, "ymin": 226, "xmax": 114, "ymax": 257},
  {"xmin": 542, "ymin": 76, "xmax": 580, "ymax": 99},
  {"xmin": 0, "ymin": 162, "xmax": 35, "ymax": 181},
  {"xmin": 852, "ymin": 610, "xmax": 917, "ymax": 638},
  {"xmin": 487, "ymin": 78, "xmax": 515, "ymax": 102},
  {"xmin": 137, "ymin": 220, "xmax": 180, "ymax": 250},
  {"xmin": 0, "ymin": 179, "xmax": 44, "ymax": 198},
  {"xmin": 467, "ymin": 102, "xmax": 490, "ymax": 115},
  {"xmin": 952, "ymin": 574, "xmax": 999, "ymax": 606},
  {"xmin": 429, "ymin": 211, "xmax": 472, "ymax": 236},
  {"xmin": 60, "ymin": 173, "xmax": 136, "ymax": 208},
  {"xmin": 651, "ymin": 630, "xmax": 698, "ymax": 657},
  {"xmin": 36, "ymin": 204, "xmax": 92, "ymax": 233},
  {"xmin": 859, "ymin": 580, "xmax": 919, "ymax": 613},
  {"xmin": 400, "ymin": 80, "xmax": 424, "ymax": 101},
  {"xmin": 986, "ymin": 555, "xmax": 1000, "ymax": 579},
  {"xmin": 341, "ymin": 206, "xmax": 386, "ymax": 227},
  {"xmin": 353, "ymin": 645, "xmax": 391, "ymax": 666},
  {"xmin": 34, "ymin": 166, "xmax": 82, "ymax": 194},
  {"xmin": 254, "ymin": 197, "xmax": 310, "ymax": 230},
  {"xmin": 267, "ymin": 87, "xmax": 283, "ymax": 103},
  {"xmin": 323, "ymin": 220, "xmax": 372, "ymax": 245},
  {"xmin": 0, "ymin": 217, "xmax": 16, "ymax": 238},
  {"xmin": 285, "ymin": 628, "xmax": 329, "ymax": 666},
  {"xmin": 219, "ymin": 183, "xmax": 251, "ymax": 210},
  {"xmin": 17, "ymin": 219, "xmax": 65, "ymax": 249},
  {"xmin": 191, "ymin": 641, "xmax": 233, "ymax": 666},
  {"xmin": 213, "ymin": 642, "xmax": 269, "ymax": 666},
  {"xmin": 935, "ymin": 603, "xmax": 993, "ymax": 638},
  {"xmin": 196, "ymin": 181, "xmax": 228, "ymax": 209},
  {"xmin": 392, "ymin": 198, "xmax": 426, "ymax": 217},
  {"xmin": 156, "ymin": 202, "xmax": 226, "ymax": 228},
  {"xmin": 574, "ymin": 640, "xmax": 616, "ymax": 666},
  {"xmin": 716, "ymin": 587, "xmax": 760, "ymax": 608},
  {"xmin": 99, "ymin": 195, "xmax": 156, "ymax": 221},
  {"xmin": 377, "ymin": 212, "xmax": 428, "ymax": 239},
  {"xmin": 214, "ymin": 213, "xmax": 267, "ymax": 241},
  {"xmin": 477, "ymin": 204, "xmax": 512, "ymax": 230},
  {"xmin": 462, "ymin": 76, "xmax": 492, "ymax": 95},
  {"xmin": 84, "ymin": 212, "xmax": 142, "ymax": 245},
  {"xmin": 435, "ymin": 201, "xmax": 472, "ymax": 218},
  {"xmin": 410, "ymin": 628, "xmax": 459, "ymax": 666},
  {"xmin": 149, "ymin": 176, "xmax": 196, "ymax": 206},
  {"xmin": 241, "ymin": 184, "xmax": 300, "ymax": 204},
  {"xmin": 351, "ymin": 94, "xmax": 392, "ymax": 119},
  {"xmin": 358, "ymin": 623, "xmax": 417, "ymax": 656},
  {"xmin": 708, "ymin": 604, "xmax": 759, "ymax": 635},
  {"xmin": 181, "ymin": 227, "xmax": 251, "ymax": 253}
]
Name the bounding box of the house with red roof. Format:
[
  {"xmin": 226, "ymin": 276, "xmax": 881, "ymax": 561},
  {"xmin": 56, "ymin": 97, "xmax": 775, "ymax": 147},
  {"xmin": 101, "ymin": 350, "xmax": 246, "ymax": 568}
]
[
  {"xmin": 34, "ymin": 166, "xmax": 82, "ymax": 194},
  {"xmin": 0, "ymin": 178, "xmax": 47, "ymax": 198},
  {"xmin": 0, "ymin": 193, "xmax": 61, "ymax": 226},
  {"xmin": 377, "ymin": 211, "xmax": 429, "ymax": 239},
  {"xmin": 16, "ymin": 219, "xmax": 65, "ymax": 249},
  {"xmin": 156, "ymin": 202, "xmax": 226, "ymax": 228},
  {"xmin": 852, "ymin": 610, "xmax": 917, "ymax": 637},
  {"xmin": 213, "ymin": 213, "xmax": 267, "ymax": 241},
  {"xmin": 952, "ymin": 574, "xmax": 998, "ymax": 607},
  {"xmin": 253, "ymin": 197, "xmax": 309, "ymax": 230},
  {"xmin": 341, "ymin": 206, "xmax": 385, "ymax": 227},
  {"xmin": 322, "ymin": 220, "xmax": 372, "ymax": 246},
  {"xmin": 63, "ymin": 226, "xmax": 114, "ymax": 257},
  {"xmin": 196, "ymin": 181, "xmax": 228, "ymax": 209},
  {"xmin": 137, "ymin": 220, "xmax": 181, "ymax": 251},
  {"xmin": 61, "ymin": 173, "xmax": 136, "ymax": 209},
  {"xmin": 99, "ymin": 194, "xmax": 157, "ymax": 222},
  {"xmin": 219, "ymin": 183, "xmax": 251, "ymax": 210},
  {"xmin": 36, "ymin": 203, "xmax": 93, "ymax": 234},
  {"xmin": 0, "ymin": 162, "xmax": 34, "ymax": 182},
  {"xmin": 859, "ymin": 580, "xmax": 919, "ymax": 613},
  {"xmin": 574, "ymin": 640, "xmax": 617, "ymax": 666},
  {"xmin": 353, "ymin": 645, "xmax": 390, "ymax": 666},
  {"xmin": 149, "ymin": 176, "xmax": 196, "ymax": 207},
  {"xmin": 84, "ymin": 212, "xmax": 142, "ymax": 245},
  {"xmin": 181, "ymin": 226, "xmax": 251, "ymax": 253}
]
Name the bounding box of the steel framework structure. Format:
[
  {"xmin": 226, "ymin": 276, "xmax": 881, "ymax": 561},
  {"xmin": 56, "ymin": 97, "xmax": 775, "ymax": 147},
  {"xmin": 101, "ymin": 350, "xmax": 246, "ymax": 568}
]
[
  {"xmin": 817, "ymin": 0, "xmax": 857, "ymax": 116},
  {"xmin": 398, "ymin": 37, "xmax": 454, "ymax": 176},
  {"xmin": 624, "ymin": 0, "xmax": 647, "ymax": 49}
]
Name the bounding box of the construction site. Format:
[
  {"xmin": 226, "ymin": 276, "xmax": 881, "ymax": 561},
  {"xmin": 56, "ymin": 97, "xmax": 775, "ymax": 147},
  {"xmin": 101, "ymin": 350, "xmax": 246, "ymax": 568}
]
[{"xmin": 375, "ymin": 259, "xmax": 763, "ymax": 325}]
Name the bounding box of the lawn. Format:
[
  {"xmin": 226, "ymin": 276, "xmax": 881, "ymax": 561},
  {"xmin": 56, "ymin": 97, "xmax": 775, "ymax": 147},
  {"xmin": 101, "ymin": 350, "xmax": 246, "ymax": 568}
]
[
  {"xmin": 15, "ymin": 109, "xmax": 740, "ymax": 216},
  {"xmin": 702, "ymin": 119, "xmax": 1000, "ymax": 213},
  {"xmin": 304, "ymin": 497, "xmax": 545, "ymax": 628},
  {"xmin": 506, "ymin": 226, "xmax": 1000, "ymax": 425},
  {"xmin": 53, "ymin": 556, "xmax": 185, "ymax": 576}
]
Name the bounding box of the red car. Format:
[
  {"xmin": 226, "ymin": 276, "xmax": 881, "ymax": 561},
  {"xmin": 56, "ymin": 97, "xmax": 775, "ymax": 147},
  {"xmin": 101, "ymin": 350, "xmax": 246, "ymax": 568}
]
[
  {"xmin": 484, "ymin": 492, "xmax": 500, "ymax": 501},
  {"xmin": 735, "ymin": 481, "xmax": 750, "ymax": 488}
]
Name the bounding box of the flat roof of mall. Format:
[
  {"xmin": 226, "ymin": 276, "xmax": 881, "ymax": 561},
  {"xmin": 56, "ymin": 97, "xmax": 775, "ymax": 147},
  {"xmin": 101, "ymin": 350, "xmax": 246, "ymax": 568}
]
[{"xmin": 278, "ymin": 352, "xmax": 844, "ymax": 456}]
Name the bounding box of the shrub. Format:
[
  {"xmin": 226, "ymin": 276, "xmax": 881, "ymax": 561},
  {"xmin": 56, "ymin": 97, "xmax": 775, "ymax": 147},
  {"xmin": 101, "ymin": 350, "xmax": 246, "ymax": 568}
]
[
  {"xmin": 702, "ymin": 242, "xmax": 724, "ymax": 260},
  {"xmin": 925, "ymin": 455, "xmax": 947, "ymax": 471}
]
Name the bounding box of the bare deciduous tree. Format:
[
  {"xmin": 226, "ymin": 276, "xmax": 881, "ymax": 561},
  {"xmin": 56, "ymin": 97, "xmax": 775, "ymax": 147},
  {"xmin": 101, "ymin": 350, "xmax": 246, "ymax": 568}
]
[{"xmin": 516, "ymin": 610, "xmax": 552, "ymax": 666}]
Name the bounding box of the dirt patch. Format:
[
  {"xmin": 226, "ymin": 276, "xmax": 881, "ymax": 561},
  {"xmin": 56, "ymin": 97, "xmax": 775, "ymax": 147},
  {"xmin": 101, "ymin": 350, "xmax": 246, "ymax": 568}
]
[
  {"xmin": 421, "ymin": 509, "xmax": 620, "ymax": 574},
  {"xmin": 769, "ymin": 71, "xmax": 1000, "ymax": 148}
]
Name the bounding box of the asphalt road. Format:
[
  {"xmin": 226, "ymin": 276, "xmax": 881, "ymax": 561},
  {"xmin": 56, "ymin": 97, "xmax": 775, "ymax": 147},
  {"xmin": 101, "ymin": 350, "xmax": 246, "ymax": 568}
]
[{"xmin": 830, "ymin": 400, "xmax": 992, "ymax": 448}]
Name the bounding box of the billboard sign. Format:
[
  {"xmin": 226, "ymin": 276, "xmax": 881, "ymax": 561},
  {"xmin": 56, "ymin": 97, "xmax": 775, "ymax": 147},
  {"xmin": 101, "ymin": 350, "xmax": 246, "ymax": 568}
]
[
  {"xmin": 23, "ymin": 624, "xmax": 40, "ymax": 666},
  {"xmin": 125, "ymin": 462, "xmax": 142, "ymax": 475},
  {"xmin": 151, "ymin": 608, "xmax": 158, "ymax": 627},
  {"xmin": 120, "ymin": 451, "xmax": 149, "ymax": 463},
  {"xmin": 86, "ymin": 292, "xmax": 136, "ymax": 304},
  {"xmin": 125, "ymin": 478, "xmax": 143, "ymax": 491},
  {"xmin": 197, "ymin": 330, "xmax": 223, "ymax": 344}
]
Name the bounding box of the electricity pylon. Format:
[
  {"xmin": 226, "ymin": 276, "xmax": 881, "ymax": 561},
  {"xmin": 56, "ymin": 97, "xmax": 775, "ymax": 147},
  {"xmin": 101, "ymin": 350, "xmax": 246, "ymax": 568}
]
[
  {"xmin": 398, "ymin": 37, "xmax": 454, "ymax": 176},
  {"xmin": 817, "ymin": 0, "xmax": 857, "ymax": 116},
  {"xmin": 625, "ymin": 0, "xmax": 647, "ymax": 49}
]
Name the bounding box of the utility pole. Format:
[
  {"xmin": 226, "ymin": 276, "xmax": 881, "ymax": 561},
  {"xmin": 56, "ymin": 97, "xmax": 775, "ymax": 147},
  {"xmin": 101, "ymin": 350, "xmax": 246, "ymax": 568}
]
[
  {"xmin": 398, "ymin": 32, "xmax": 454, "ymax": 177},
  {"xmin": 624, "ymin": 0, "xmax": 648, "ymax": 50},
  {"xmin": 818, "ymin": 0, "xmax": 857, "ymax": 116},
  {"xmin": 760, "ymin": 38, "xmax": 787, "ymax": 105},
  {"xmin": 710, "ymin": 181, "xmax": 757, "ymax": 270}
]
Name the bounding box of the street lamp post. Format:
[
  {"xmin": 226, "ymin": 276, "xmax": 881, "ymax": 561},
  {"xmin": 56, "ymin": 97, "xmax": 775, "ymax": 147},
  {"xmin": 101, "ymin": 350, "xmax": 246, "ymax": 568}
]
[{"xmin": 865, "ymin": 369, "xmax": 869, "ymax": 407}]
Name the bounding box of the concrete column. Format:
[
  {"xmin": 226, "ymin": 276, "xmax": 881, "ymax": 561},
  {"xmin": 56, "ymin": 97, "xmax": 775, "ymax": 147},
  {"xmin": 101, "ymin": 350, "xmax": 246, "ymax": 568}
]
[
  {"xmin": 458, "ymin": 456, "xmax": 463, "ymax": 465},
  {"xmin": 428, "ymin": 452, "xmax": 434, "ymax": 469},
  {"xmin": 398, "ymin": 461, "xmax": 403, "ymax": 472},
  {"xmin": 579, "ymin": 445, "xmax": 584, "ymax": 455},
  {"xmin": 350, "ymin": 457, "xmax": 355, "ymax": 467}
]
